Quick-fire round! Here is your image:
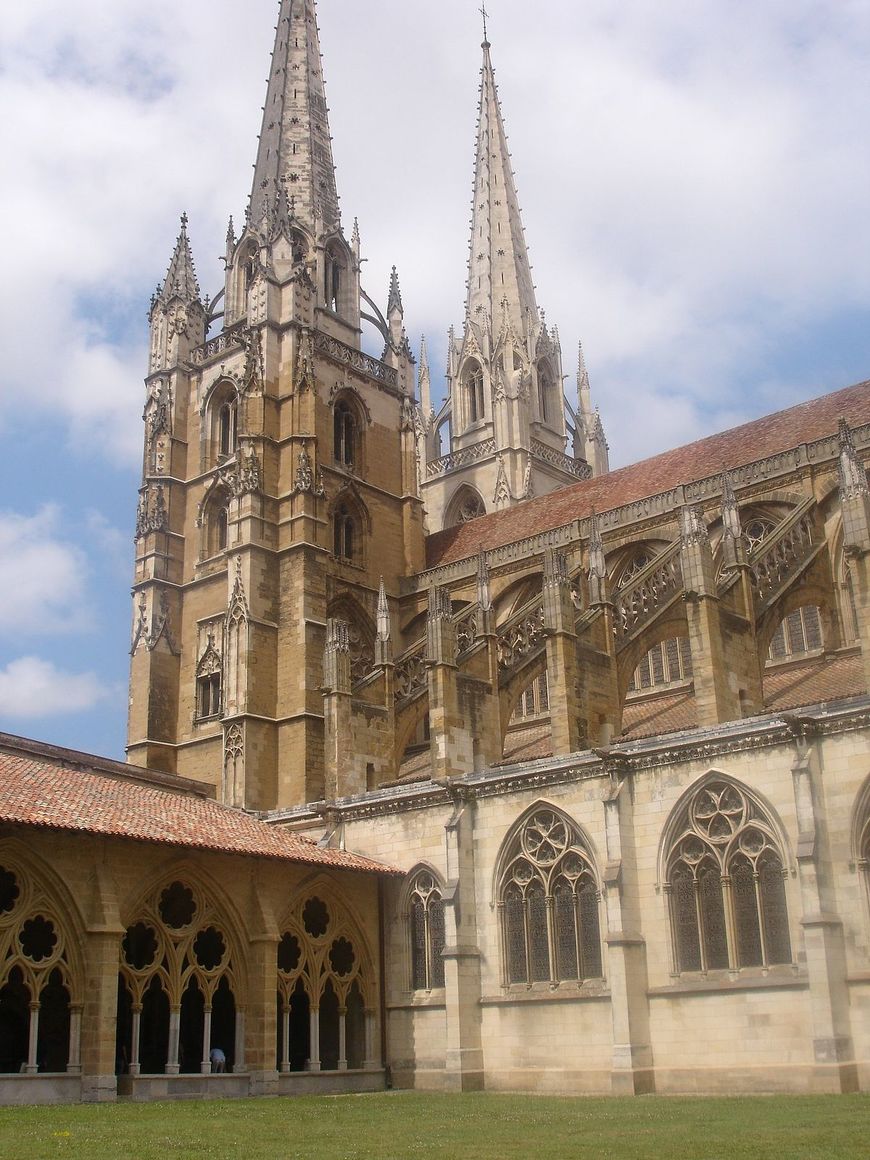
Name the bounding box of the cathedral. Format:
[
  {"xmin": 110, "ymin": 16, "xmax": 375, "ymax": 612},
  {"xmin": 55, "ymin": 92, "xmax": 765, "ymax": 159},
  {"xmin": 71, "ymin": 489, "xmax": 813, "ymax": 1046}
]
[{"xmin": 2, "ymin": 0, "xmax": 870, "ymax": 1103}]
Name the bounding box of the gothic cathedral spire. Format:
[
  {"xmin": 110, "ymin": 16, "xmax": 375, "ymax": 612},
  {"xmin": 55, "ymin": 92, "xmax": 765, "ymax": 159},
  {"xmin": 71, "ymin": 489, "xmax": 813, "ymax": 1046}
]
[
  {"xmin": 248, "ymin": 0, "xmax": 340, "ymax": 235},
  {"xmin": 419, "ymin": 27, "xmax": 596, "ymax": 533},
  {"xmin": 466, "ymin": 37, "xmax": 537, "ymax": 340}
]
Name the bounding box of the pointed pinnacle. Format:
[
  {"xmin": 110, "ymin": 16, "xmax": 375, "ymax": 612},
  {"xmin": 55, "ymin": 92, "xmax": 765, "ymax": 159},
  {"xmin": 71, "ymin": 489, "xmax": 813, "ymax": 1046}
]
[{"xmin": 387, "ymin": 265, "xmax": 403, "ymax": 316}]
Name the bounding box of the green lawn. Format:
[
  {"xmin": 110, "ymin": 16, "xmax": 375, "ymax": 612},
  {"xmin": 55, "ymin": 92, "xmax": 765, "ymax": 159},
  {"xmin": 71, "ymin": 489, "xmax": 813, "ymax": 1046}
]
[{"xmin": 0, "ymin": 1092, "xmax": 866, "ymax": 1159}]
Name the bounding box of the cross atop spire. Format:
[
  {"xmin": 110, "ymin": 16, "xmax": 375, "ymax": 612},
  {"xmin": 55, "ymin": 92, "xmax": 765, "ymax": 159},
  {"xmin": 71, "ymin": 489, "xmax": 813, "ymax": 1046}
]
[
  {"xmin": 480, "ymin": 3, "xmax": 490, "ymax": 46},
  {"xmin": 249, "ymin": 0, "xmax": 340, "ymax": 236},
  {"xmin": 465, "ymin": 35, "xmax": 538, "ymax": 341}
]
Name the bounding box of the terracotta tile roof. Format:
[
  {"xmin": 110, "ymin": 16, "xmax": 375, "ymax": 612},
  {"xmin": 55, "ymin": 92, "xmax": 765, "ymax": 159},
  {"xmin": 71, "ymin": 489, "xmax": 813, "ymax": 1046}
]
[
  {"xmin": 763, "ymin": 650, "xmax": 865, "ymax": 711},
  {"xmin": 622, "ymin": 689, "xmax": 698, "ymax": 741},
  {"xmin": 0, "ymin": 735, "xmax": 399, "ymax": 876},
  {"xmin": 426, "ymin": 379, "xmax": 870, "ymax": 569}
]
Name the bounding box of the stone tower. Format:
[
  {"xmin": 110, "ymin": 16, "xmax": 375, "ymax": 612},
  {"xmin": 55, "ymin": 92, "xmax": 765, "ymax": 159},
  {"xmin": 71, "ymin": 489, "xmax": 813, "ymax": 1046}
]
[
  {"xmin": 419, "ymin": 32, "xmax": 607, "ymax": 531},
  {"xmin": 128, "ymin": 0, "xmax": 424, "ymax": 810}
]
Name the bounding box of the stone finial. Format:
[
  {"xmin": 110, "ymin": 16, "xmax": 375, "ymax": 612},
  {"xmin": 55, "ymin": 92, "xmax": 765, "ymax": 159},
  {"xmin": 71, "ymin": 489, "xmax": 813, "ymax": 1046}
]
[
  {"xmin": 376, "ymin": 577, "xmax": 391, "ymax": 642},
  {"xmin": 679, "ymin": 504, "xmax": 709, "ymax": 546},
  {"xmin": 323, "ymin": 617, "xmax": 351, "ymax": 693},
  {"xmin": 387, "ymin": 266, "xmax": 403, "ymax": 317},
  {"xmin": 476, "ymin": 548, "xmax": 492, "ymax": 612},
  {"xmin": 838, "ymin": 418, "xmax": 869, "ymax": 500},
  {"xmin": 588, "ymin": 511, "xmax": 606, "ymax": 580}
]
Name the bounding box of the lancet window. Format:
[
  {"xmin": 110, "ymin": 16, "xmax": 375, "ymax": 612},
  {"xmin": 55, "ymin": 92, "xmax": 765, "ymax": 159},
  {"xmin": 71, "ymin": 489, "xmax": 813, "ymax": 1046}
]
[
  {"xmin": 0, "ymin": 860, "xmax": 79, "ymax": 1075},
  {"xmin": 510, "ymin": 673, "xmax": 550, "ymax": 723},
  {"xmin": 767, "ymin": 605, "xmax": 823, "ymax": 662},
  {"xmin": 195, "ymin": 637, "xmax": 222, "ymax": 721},
  {"xmin": 333, "ymin": 505, "xmax": 356, "ymax": 562},
  {"xmin": 333, "ymin": 400, "xmax": 358, "ymax": 468},
  {"xmin": 665, "ymin": 780, "xmax": 792, "ymax": 974},
  {"xmin": 498, "ymin": 808, "xmax": 602, "ymax": 987},
  {"xmin": 406, "ymin": 870, "xmax": 445, "ymax": 991},
  {"xmin": 463, "ymin": 362, "xmax": 485, "ymax": 426},
  {"xmin": 628, "ymin": 637, "xmax": 693, "ymax": 693},
  {"xmin": 116, "ymin": 880, "xmax": 239, "ymax": 1076},
  {"xmin": 276, "ymin": 894, "xmax": 374, "ymax": 1073}
]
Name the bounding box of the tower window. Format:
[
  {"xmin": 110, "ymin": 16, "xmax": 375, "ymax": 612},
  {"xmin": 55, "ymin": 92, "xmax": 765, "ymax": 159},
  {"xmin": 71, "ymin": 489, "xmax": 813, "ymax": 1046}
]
[
  {"xmin": 333, "ymin": 505, "xmax": 355, "ymax": 561},
  {"xmin": 464, "ymin": 363, "xmax": 485, "ymax": 427},
  {"xmin": 216, "ymin": 507, "xmax": 228, "ymax": 553},
  {"xmin": 538, "ymin": 371, "xmax": 552, "ymax": 424},
  {"xmin": 218, "ymin": 401, "xmax": 237, "ymax": 459},
  {"xmin": 197, "ymin": 673, "xmax": 221, "ymax": 720},
  {"xmin": 334, "ymin": 401, "xmax": 356, "ymax": 467}
]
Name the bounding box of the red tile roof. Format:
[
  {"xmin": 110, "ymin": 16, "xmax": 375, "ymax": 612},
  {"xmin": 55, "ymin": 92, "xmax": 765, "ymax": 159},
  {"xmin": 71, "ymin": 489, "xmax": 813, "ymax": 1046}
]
[
  {"xmin": 0, "ymin": 735, "xmax": 399, "ymax": 875},
  {"xmin": 426, "ymin": 380, "xmax": 870, "ymax": 569}
]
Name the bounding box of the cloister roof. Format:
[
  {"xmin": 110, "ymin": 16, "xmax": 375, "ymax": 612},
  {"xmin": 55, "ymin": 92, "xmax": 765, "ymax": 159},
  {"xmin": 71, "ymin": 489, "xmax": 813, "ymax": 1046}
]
[
  {"xmin": 426, "ymin": 379, "xmax": 870, "ymax": 569},
  {"xmin": 0, "ymin": 734, "xmax": 399, "ymax": 875}
]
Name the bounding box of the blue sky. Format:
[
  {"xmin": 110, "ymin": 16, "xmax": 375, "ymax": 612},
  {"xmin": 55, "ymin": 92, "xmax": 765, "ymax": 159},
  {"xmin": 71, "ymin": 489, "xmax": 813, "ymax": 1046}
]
[{"xmin": 1, "ymin": 0, "xmax": 869, "ymax": 759}]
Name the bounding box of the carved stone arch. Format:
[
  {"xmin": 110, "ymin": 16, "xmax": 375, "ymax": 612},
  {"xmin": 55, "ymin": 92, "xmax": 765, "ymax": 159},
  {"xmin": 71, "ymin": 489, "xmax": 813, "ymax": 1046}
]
[
  {"xmin": 0, "ymin": 837, "xmax": 88, "ymax": 1003},
  {"xmin": 198, "ymin": 479, "xmax": 234, "ymax": 558},
  {"xmin": 756, "ymin": 575, "xmax": 837, "ymax": 662},
  {"xmin": 609, "ymin": 538, "xmax": 672, "ymax": 588},
  {"xmin": 399, "ymin": 608, "xmax": 428, "ymax": 646},
  {"xmin": 327, "ymin": 592, "xmax": 376, "ymax": 685},
  {"xmin": 394, "ymin": 692, "xmax": 431, "ymax": 773},
  {"xmin": 656, "ymin": 769, "xmax": 794, "ymax": 890},
  {"xmin": 829, "ymin": 517, "xmax": 861, "ymax": 645},
  {"xmin": 119, "ymin": 861, "xmax": 250, "ymax": 981},
  {"xmin": 535, "ymin": 356, "xmax": 556, "ymax": 425},
  {"xmin": 492, "ymin": 571, "xmax": 544, "ymax": 626},
  {"xmin": 283, "ymin": 873, "xmax": 377, "ymax": 1008},
  {"xmin": 328, "ymin": 383, "xmax": 372, "ymax": 425},
  {"xmin": 397, "ymin": 861, "xmax": 446, "ymax": 918},
  {"xmin": 492, "ymin": 799, "xmax": 602, "ymax": 903},
  {"xmin": 328, "ymin": 484, "xmax": 371, "ymax": 566},
  {"xmin": 444, "ymin": 484, "xmax": 486, "ymax": 529}
]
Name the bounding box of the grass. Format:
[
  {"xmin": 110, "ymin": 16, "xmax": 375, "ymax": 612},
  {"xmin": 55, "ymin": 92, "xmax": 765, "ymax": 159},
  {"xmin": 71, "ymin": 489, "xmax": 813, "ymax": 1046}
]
[{"xmin": 0, "ymin": 1091, "xmax": 866, "ymax": 1159}]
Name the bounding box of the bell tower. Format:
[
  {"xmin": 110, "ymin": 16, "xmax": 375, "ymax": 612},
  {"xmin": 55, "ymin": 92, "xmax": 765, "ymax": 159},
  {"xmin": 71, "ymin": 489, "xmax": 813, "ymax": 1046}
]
[
  {"xmin": 127, "ymin": 0, "xmax": 424, "ymax": 809},
  {"xmin": 419, "ymin": 28, "xmax": 606, "ymax": 531}
]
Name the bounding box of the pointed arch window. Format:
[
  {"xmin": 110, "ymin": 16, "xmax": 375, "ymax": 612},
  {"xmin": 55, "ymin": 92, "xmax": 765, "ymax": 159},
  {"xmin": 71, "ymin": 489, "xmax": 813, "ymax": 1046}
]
[
  {"xmin": 463, "ymin": 362, "xmax": 485, "ymax": 427},
  {"xmin": 498, "ymin": 808, "xmax": 602, "ymax": 986},
  {"xmin": 333, "ymin": 504, "xmax": 356, "ymax": 562},
  {"xmin": 334, "ymin": 401, "xmax": 357, "ymax": 468},
  {"xmin": 195, "ymin": 636, "xmax": 222, "ymax": 721},
  {"xmin": 665, "ymin": 780, "xmax": 792, "ymax": 974},
  {"xmin": 407, "ymin": 870, "xmax": 445, "ymax": 991},
  {"xmin": 537, "ymin": 368, "xmax": 553, "ymax": 424},
  {"xmin": 767, "ymin": 605, "xmax": 823, "ymax": 662},
  {"xmin": 444, "ymin": 485, "xmax": 486, "ymax": 529},
  {"xmin": 324, "ymin": 243, "xmax": 346, "ymax": 314},
  {"xmin": 218, "ymin": 401, "xmax": 237, "ymax": 459}
]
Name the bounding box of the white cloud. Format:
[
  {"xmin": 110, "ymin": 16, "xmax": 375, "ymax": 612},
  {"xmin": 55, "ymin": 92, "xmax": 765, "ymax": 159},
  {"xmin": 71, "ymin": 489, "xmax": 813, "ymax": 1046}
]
[
  {"xmin": 0, "ymin": 506, "xmax": 90, "ymax": 635},
  {"xmin": 0, "ymin": 656, "xmax": 111, "ymax": 719},
  {"xmin": 0, "ymin": 0, "xmax": 867, "ymax": 473}
]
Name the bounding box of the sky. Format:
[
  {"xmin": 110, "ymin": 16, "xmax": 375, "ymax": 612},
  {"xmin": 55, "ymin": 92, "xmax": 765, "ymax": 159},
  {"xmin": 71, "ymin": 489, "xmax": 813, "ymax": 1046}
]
[{"xmin": 0, "ymin": 0, "xmax": 868, "ymax": 759}]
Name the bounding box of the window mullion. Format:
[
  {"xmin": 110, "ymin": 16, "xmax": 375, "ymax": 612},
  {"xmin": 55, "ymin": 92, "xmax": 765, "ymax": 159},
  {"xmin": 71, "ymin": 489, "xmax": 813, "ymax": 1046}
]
[
  {"xmin": 693, "ymin": 878, "xmax": 707, "ymax": 972},
  {"xmin": 753, "ymin": 870, "xmax": 769, "ymax": 968},
  {"xmin": 721, "ymin": 872, "xmax": 738, "ymax": 970},
  {"xmin": 545, "ymin": 892, "xmax": 557, "ymax": 984}
]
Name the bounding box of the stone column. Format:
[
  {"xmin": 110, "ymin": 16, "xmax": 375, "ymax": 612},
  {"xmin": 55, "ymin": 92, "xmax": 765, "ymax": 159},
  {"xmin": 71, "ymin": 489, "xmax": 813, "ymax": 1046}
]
[
  {"xmin": 363, "ymin": 1009, "xmax": 378, "ymax": 1070},
  {"xmin": 201, "ymin": 1007, "xmax": 212, "ymax": 1074},
  {"xmin": 542, "ymin": 549, "xmax": 583, "ymax": 754},
  {"xmin": 280, "ymin": 1005, "xmax": 291, "ymax": 1072},
  {"xmin": 129, "ymin": 1007, "xmax": 142, "ymax": 1076},
  {"xmin": 338, "ymin": 1008, "xmax": 347, "ymax": 1070},
  {"xmin": 323, "ymin": 618, "xmax": 359, "ymax": 799},
  {"xmin": 26, "ymin": 1001, "xmax": 39, "ymax": 1074},
  {"xmin": 427, "ymin": 586, "xmax": 474, "ymax": 780},
  {"xmin": 67, "ymin": 1006, "xmax": 83, "ymax": 1074},
  {"xmin": 600, "ymin": 766, "xmax": 654, "ymax": 1094},
  {"xmin": 80, "ymin": 929, "xmax": 123, "ymax": 1102},
  {"xmin": 788, "ymin": 720, "xmax": 857, "ymax": 1092},
  {"xmin": 246, "ymin": 936, "xmax": 278, "ymax": 1095},
  {"xmin": 166, "ymin": 1008, "xmax": 181, "ymax": 1074},
  {"xmin": 308, "ymin": 1007, "xmax": 321, "ymax": 1071},
  {"xmin": 441, "ymin": 784, "xmax": 484, "ymax": 1091}
]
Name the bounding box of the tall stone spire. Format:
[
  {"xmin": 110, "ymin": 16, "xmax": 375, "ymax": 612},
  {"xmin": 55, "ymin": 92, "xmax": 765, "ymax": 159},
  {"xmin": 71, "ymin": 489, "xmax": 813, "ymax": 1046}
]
[
  {"xmin": 249, "ymin": 0, "xmax": 340, "ymax": 235},
  {"xmin": 155, "ymin": 213, "xmax": 201, "ymax": 308},
  {"xmin": 465, "ymin": 34, "xmax": 537, "ymax": 338}
]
